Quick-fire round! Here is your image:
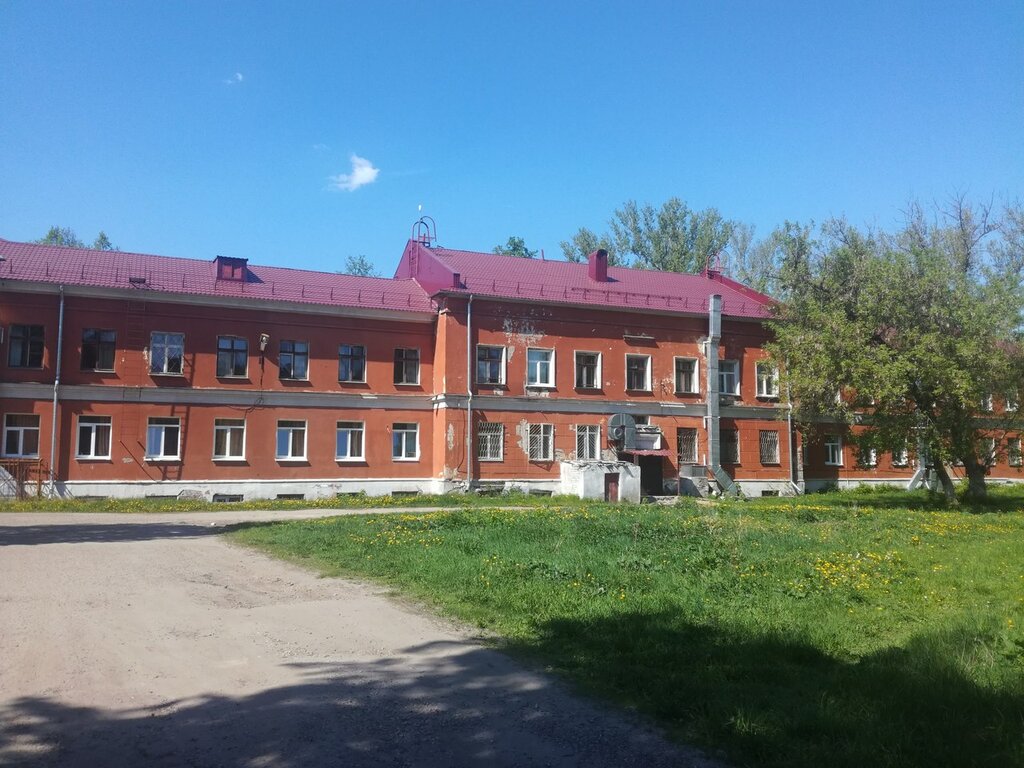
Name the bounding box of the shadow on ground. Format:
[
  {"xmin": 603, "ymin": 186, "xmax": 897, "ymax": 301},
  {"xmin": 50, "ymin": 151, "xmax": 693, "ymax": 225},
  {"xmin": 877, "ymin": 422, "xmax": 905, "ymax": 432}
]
[
  {"xmin": 0, "ymin": 522, "xmax": 241, "ymax": 546},
  {"xmin": 0, "ymin": 641, "xmax": 709, "ymax": 768},
  {"xmin": 501, "ymin": 611, "xmax": 1024, "ymax": 768}
]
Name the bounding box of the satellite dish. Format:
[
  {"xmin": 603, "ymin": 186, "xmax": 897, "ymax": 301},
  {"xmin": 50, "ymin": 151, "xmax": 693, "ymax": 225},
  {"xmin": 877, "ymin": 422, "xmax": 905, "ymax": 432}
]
[{"xmin": 608, "ymin": 413, "xmax": 637, "ymax": 450}]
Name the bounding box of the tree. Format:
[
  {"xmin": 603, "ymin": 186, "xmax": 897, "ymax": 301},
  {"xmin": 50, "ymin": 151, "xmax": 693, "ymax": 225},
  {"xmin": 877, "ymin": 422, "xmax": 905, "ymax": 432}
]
[
  {"xmin": 609, "ymin": 198, "xmax": 734, "ymax": 273},
  {"xmin": 36, "ymin": 226, "xmax": 117, "ymax": 250},
  {"xmin": 559, "ymin": 227, "xmax": 624, "ymax": 265},
  {"xmin": 768, "ymin": 200, "xmax": 1024, "ymax": 503},
  {"xmin": 493, "ymin": 236, "xmax": 537, "ymax": 259},
  {"xmin": 341, "ymin": 255, "xmax": 380, "ymax": 277},
  {"xmin": 723, "ymin": 221, "xmax": 816, "ymax": 298}
]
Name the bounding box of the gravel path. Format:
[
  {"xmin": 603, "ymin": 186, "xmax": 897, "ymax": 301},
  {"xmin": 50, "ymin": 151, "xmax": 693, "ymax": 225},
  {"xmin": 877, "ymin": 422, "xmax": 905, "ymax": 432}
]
[{"xmin": 0, "ymin": 510, "xmax": 719, "ymax": 767}]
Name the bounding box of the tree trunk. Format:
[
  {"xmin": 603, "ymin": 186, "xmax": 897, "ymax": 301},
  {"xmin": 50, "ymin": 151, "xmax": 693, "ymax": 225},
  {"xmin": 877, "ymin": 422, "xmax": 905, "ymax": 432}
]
[
  {"xmin": 964, "ymin": 462, "xmax": 988, "ymax": 500},
  {"xmin": 932, "ymin": 463, "xmax": 958, "ymax": 504}
]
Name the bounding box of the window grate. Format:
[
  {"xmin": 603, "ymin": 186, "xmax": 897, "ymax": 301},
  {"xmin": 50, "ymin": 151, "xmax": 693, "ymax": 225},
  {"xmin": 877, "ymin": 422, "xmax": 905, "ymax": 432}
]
[
  {"xmin": 575, "ymin": 425, "xmax": 600, "ymax": 460},
  {"xmin": 477, "ymin": 422, "xmax": 503, "ymax": 460},
  {"xmin": 677, "ymin": 427, "xmax": 698, "ymax": 464},
  {"xmin": 759, "ymin": 430, "xmax": 780, "ymax": 464}
]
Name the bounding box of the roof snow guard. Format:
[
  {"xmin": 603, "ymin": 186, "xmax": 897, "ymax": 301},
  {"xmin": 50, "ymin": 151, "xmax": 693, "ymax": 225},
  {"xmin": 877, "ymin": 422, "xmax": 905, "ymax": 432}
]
[
  {"xmin": 395, "ymin": 239, "xmax": 774, "ymax": 319},
  {"xmin": 0, "ymin": 238, "xmax": 434, "ymax": 315}
]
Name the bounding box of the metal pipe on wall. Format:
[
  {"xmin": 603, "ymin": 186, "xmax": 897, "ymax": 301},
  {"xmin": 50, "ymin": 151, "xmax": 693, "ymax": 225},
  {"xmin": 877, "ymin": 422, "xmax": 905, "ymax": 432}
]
[
  {"xmin": 465, "ymin": 294, "xmax": 474, "ymax": 487},
  {"xmin": 48, "ymin": 285, "xmax": 65, "ymax": 496}
]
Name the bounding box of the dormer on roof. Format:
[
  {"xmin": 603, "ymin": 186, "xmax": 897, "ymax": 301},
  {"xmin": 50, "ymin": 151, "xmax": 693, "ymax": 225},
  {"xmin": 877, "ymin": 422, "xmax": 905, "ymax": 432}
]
[{"xmin": 214, "ymin": 254, "xmax": 248, "ymax": 282}]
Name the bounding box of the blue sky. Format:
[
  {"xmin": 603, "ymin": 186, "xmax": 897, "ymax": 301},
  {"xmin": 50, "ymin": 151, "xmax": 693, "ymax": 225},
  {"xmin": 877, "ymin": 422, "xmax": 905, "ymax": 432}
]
[{"xmin": 1, "ymin": 1, "xmax": 1021, "ymax": 275}]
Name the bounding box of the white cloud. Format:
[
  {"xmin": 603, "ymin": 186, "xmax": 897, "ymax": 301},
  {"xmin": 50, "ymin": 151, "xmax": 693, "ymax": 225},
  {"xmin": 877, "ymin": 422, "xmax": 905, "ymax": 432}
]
[
  {"xmin": 224, "ymin": 72, "xmax": 244, "ymax": 85},
  {"xmin": 328, "ymin": 154, "xmax": 380, "ymax": 192}
]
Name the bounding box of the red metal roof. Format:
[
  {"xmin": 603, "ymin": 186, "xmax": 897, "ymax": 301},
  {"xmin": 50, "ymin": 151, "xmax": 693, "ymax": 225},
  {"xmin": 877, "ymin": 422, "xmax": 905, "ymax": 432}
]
[
  {"xmin": 410, "ymin": 242, "xmax": 773, "ymax": 319},
  {"xmin": 0, "ymin": 238, "xmax": 434, "ymax": 315}
]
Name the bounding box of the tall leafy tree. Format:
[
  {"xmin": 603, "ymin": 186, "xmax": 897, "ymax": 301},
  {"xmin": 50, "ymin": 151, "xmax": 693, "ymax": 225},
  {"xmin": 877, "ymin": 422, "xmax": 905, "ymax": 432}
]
[
  {"xmin": 609, "ymin": 198, "xmax": 734, "ymax": 273},
  {"xmin": 769, "ymin": 200, "xmax": 1024, "ymax": 502},
  {"xmin": 341, "ymin": 255, "xmax": 380, "ymax": 277},
  {"xmin": 36, "ymin": 226, "xmax": 85, "ymax": 248},
  {"xmin": 493, "ymin": 236, "xmax": 537, "ymax": 259},
  {"xmin": 559, "ymin": 227, "xmax": 623, "ymax": 265}
]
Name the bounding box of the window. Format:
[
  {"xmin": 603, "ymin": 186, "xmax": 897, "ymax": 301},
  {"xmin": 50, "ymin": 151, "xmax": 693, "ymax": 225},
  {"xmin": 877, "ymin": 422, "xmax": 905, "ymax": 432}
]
[
  {"xmin": 276, "ymin": 420, "xmax": 307, "ymax": 460},
  {"xmin": 81, "ymin": 329, "xmax": 116, "ymax": 371},
  {"xmin": 981, "ymin": 438, "xmax": 996, "ymax": 463},
  {"xmin": 527, "ymin": 348, "xmax": 554, "ymax": 387},
  {"xmin": 824, "ymin": 435, "xmax": 843, "ymax": 466},
  {"xmin": 213, "ymin": 418, "xmax": 245, "ymax": 459},
  {"xmin": 279, "ymin": 340, "xmax": 309, "ymax": 380},
  {"xmin": 338, "ymin": 344, "xmax": 366, "ymax": 382},
  {"xmin": 8, "ymin": 325, "xmax": 44, "ymax": 368},
  {"xmin": 759, "ymin": 430, "xmax": 780, "ymax": 464},
  {"xmin": 575, "ymin": 352, "xmax": 601, "ymax": 389},
  {"xmin": 625, "ymin": 354, "xmax": 651, "ymax": 391},
  {"xmin": 528, "ymin": 423, "xmax": 554, "ymax": 461},
  {"xmin": 576, "ymin": 425, "xmax": 600, "ymax": 461},
  {"xmin": 677, "ymin": 427, "xmax": 698, "ymax": 464},
  {"xmin": 1009, "ymin": 438, "xmax": 1022, "ymax": 467},
  {"xmin": 1007, "ymin": 390, "xmax": 1019, "ymax": 412},
  {"xmin": 721, "ymin": 428, "xmax": 739, "ymax": 465},
  {"xmin": 216, "ymin": 336, "xmax": 248, "ymax": 378},
  {"xmin": 858, "ymin": 447, "xmax": 877, "ymax": 468},
  {"xmin": 336, "ymin": 421, "xmax": 365, "ymax": 460},
  {"xmin": 476, "ymin": 345, "xmax": 506, "ymax": 385},
  {"xmin": 718, "ymin": 360, "xmax": 740, "ymax": 396},
  {"xmin": 146, "ymin": 417, "xmax": 180, "ymax": 459},
  {"xmin": 755, "ymin": 362, "xmax": 779, "ymax": 398},
  {"xmin": 77, "ymin": 416, "xmax": 112, "ymax": 459},
  {"xmin": 3, "ymin": 414, "xmax": 40, "ymax": 457},
  {"xmin": 674, "ymin": 358, "xmax": 698, "ymax": 394},
  {"xmin": 393, "ymin": 348, "xmax": 420, "ymax": 385},
  {"xmin": 392, "ymin": 422, "xmax": 419, "ymax": 460},
  {"xmin": 980, "ymin": 394, "xmax": 993, "ymax": 412},
  {"xmin": 892, "ymin": 443, "xmax": 910, "ymax": 467},
  {"xmin": 150, "ymin": 332, "xmax": 184, "ymax": 375},
  {"xmin": 477, "ymin": 422, "xmax": 503, "ymax": 461}
]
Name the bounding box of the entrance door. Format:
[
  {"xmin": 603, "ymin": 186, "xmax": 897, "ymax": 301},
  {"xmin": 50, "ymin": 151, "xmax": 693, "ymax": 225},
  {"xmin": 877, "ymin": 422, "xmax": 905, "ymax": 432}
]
[
  {"xmin": 604, "ymin": 473, "xmax": 619, "ymax": 502},
  {"xmin": 638, "ymin": 455, "xmax": 664, "ymax": 496}
]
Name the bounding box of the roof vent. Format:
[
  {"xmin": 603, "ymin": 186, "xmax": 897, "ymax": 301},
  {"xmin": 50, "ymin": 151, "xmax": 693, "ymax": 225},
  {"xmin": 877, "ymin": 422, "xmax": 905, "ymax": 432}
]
[
  {"xmin": 587, "ymin": 249, "xmax": 609, "ymax": 282},
  {"xmin": 215, "ymin": 254, "xmax": 248, "ymax": 282},
  {"xmin": 128, "ymin": 276, "xmax": 147, "ymax": 285}
]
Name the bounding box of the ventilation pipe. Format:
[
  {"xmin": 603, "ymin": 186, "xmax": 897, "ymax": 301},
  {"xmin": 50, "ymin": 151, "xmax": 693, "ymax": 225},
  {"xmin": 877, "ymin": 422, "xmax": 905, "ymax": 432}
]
[
  {"xmin": 705, "ymin": 294, "xmax": 737, "ymax": 495},
  {"xmin": 48, "ymin": 286, "xmax": 65, "ymax": 497}
]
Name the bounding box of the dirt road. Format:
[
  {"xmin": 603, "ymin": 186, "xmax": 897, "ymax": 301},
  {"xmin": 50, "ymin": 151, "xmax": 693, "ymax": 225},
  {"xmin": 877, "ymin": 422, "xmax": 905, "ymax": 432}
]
[{"xmin": 0, "ymin": 511, "xmax": 716, "ymax": 767}]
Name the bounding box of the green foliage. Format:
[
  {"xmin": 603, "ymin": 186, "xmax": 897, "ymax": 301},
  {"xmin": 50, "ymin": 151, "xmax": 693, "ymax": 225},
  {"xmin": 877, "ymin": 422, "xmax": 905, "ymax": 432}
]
[
  {"xmin": 92, "ymin": 231, "xmax": 116, "ymax": 251},
  {"xmin": 492, "ymin": 236, "xmax": 537, "ymax": 259},
  {"xmin": 341, "ymin": 254, "xmax": 380, "ymax": 277},
  {"xmin": 558, "ymin": 227, "xmax": 623, "ymax": 265},
  {"xmin": 234, "ymin": 489, "xmax": 1024, "ymax": 768},
  {"xmin": 769, "ymin": 200, "xmax": 1024, "ymax": 500},
  {"xmin": 36, "ymin": 226, "xmax": 117, "ymax": 250}
]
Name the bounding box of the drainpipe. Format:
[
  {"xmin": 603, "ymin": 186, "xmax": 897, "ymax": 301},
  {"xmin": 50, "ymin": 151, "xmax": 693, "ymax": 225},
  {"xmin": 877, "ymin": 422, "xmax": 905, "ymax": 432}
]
[
  {"xmin": 786, "ymin": 392, "xmax": 802, "ymax": 495},
  {"xmin": 706, "ymin": 294, "xmax": 737, "ymax": 495},
  {"xmin": 465, "ymin": 294, "xmax": 474, "ymax": 488},
  {"xmin": 48, "ymin": 286, "xmax": 66, "ymax": 496}
]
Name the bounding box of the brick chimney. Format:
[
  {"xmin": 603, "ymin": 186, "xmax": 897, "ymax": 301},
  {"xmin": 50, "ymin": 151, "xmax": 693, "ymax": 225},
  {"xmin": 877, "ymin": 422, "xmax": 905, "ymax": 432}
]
[{"xmin": 587, "ymin": 249, "xmax": 609, "ymax": 282}]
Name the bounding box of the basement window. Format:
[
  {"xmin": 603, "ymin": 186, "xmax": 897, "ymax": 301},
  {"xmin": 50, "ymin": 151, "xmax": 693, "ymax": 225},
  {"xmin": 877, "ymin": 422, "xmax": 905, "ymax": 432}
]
[{"xmin": 212, "ymin": 494, "xmax": 243, "ymax": 503}]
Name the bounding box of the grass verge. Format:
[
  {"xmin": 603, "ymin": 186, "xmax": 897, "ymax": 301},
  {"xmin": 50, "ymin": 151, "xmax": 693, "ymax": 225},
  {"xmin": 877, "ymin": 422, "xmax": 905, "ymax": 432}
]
[{"xmin": 231, "ymin": 490, "xmax": 1024, "ymax": 768}]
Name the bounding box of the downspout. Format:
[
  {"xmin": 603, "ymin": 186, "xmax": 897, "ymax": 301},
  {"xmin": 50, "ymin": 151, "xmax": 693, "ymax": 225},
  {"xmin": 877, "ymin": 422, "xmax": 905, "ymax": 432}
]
[
  {"xmin": 48, "ymin": 286, "xmax": 66, "ymax": 496},
  {"xmin": 786, "ymin": 393, "xmax": 802, "ymax": 495},
  {"xmin": 706, "ymin": 294, "xmax": 737, "ymax": 495},
  {"xmin": 465, "ymin": 294, "xmax": 474, "ymax": 488}
]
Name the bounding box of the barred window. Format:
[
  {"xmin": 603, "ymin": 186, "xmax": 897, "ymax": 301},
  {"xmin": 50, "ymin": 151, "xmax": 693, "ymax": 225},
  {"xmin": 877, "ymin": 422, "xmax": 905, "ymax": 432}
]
[
  {"xmin": 150, "ymin": 332, "xmax": 183, "ymax": 374},
  {"xmin": 759, "ymin": 430, "xmax": 780, "ymax": 465},
  {"xmin": 1009, "ymin": 438, "xmax": 1022, "ymax": 467},
  {"xmin": 477, "ymin": 422, "xmax": 503, "ymax": 461},
  {"xmin": 576, "ymin": 425, "xmax": 600, "ymax": 461},
  {"xmin": 677, "ymin": 427, "xmax": 698, "ymax": 464},
  {"xmin": 528, "ymin": 424, "xmax": 553, "ymax": 461},
  {"xmin": 721, "ymin": 428, "xmax": 739, "ymax": 465}
]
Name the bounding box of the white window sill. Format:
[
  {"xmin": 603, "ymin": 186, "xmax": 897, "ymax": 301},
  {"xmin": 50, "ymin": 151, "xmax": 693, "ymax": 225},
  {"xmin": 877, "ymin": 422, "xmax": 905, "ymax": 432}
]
[
  {"xmin": 392, "ymin": 457, "xmax": 420, "ymax": 462},
  {"xmin": 756, "ymin": 394, "xmax": 780, "ymax": 400},
  {"xmin": 217, "ymin": 376, "xmax": 250, "ymax": 381},
  {"xmin": 145, "ymin": 457, "xmax": 181, "ymax": 463},
  {"xmin": 276, "ymin": 457, "xmax": 308, "ymax": 462},
  {"xmin": 279, "ymin": 377, "xmax": 310, "ymax": 382},
  {"xmin": 338, "ymin": 380, "xmax": 368, "ymax": 385},
  {"xmin": 626, "ymin": 388, "xmax": 653, "ymax": 393},
  {"xmin": 150, "ymin": 372, "xmax": 185, "ymax": 377},
  {"xmin": 76, "ymin": 456, "xmax": 112, "ymax": 461},
  {"xmin": 82, "ymin": 369, "xmax": 116, "ymax": 374},
  {"xmin": 478, "ymin": 457, "xmax": 504, "ymax": 462},
  {"xmin": 526, "ymin": 383, "xmax": 555, "ymax": 389},
  {"xmin": 3, "ymin": 455, "xmax": 40, "ymax": 459},
  {"xmin": 394, "ymin": 382, "xmax": 421, "ymax": 387},
  {"xmin": 336, "ymin": 457, "xmax": 367, "ymax": 463},
  {"xmin": 213, "ymin": 456, "xmax": 246, "ymax": 462}
]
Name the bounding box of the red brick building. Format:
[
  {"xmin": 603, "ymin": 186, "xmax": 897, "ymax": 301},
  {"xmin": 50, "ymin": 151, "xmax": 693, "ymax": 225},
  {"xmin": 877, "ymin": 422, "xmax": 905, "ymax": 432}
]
[{"xmin": 1, "ymin": 227, "xmax": 1020, "ymax": 500}]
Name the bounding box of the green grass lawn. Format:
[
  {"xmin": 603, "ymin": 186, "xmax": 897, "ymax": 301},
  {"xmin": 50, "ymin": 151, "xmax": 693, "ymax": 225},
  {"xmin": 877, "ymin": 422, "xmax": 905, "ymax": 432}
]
[{"xmin": 231, "ymin": 489, "xmax": 1024, "ymax": 768}]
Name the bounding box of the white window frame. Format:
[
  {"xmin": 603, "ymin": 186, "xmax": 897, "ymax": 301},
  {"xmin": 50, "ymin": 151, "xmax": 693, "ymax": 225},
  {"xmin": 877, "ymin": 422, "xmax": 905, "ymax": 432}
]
[
  {"xmin": 526, "ymin": 348, "xmax": 555, "ymax": 388},
  {"xmin": 625, "ymin": 354, "xmax": 652, "ymax": 392},
  {"xmin": 719, "ymin": 360, "xmax": 740, "ymax": 396},
  {"xmin": 759, "ymin": 430, "xmax": 780, "ymax": 465},
  {"xmin": 892, "ymin": 444, "xmax": 910, "ymax": 467},
  {"xmin": 213, "ymin": 418, "xmax": 246, "ymax": 460},
  {"xmin": 755, "ymin": 362, "xmax": 780, "ymax": 399},
  {"xmin": 276, "ymin": 420, "xmax": 307, "ymax": 461},
  {"xmin": 980, "ymin": 394, "xmax": 993, "ymax": 412},
  {"xmin": 3, "ymin": 414, "xmax": 41, "ymax": 458},
  {"xmin": 824, "ymin": 435, "xmax": 843, "ymax": 466},
  {"xmin": 1009, "ymin": 437, "xmax": 1022, "ymax": 467},
  {"xmin": 575, "ymin": 424, "xmax": 600, "ymax": 461},
  {"xmin": 393, "ymin": 348, "xmax": 421, "ymax": 386},
  {"xmin": 146, "ymin": 417, "xmax": 181, "ymax": 460},
  {"xmin": 476, "ymin": 345, "xmax": 506, "ymax": 385},
  {"xmin": 392, "ymin": 422, "xmax": 419, "ymax": 461},
  {"xmin": 76, "ymin": 415, "xmax": 112, "ymax": 460},
  {"xmin": 528, "ymin": 423, "xmax": 554, "ymax": 461},
  {"xmin": 574, "ymin": 351, "xmax": 602, "ymax": 390},
  {"xmin": 858, "ymin": 447, "xmax": 878, "ymax": 468},
  {"xmin": 981, "ymin": 438, "xmax": 996, "ymax": 464},
  {"xmin": 1006, "ymin": 390, "xmax": 1019, "ymax": 412},
  {"xmin": 477, "ymin": 422, "xmax": 504, "ymax": 461},
  {"xmin": 674, "ymin": 357, "xmax": 699, "ymax": 394},
  {"xmin": 150, "ymin": 332, "xmax": 184, "ymax": 375},
  {"xmin": 336, "ymin": 421, "xmax": 365, "ymax": 461}
]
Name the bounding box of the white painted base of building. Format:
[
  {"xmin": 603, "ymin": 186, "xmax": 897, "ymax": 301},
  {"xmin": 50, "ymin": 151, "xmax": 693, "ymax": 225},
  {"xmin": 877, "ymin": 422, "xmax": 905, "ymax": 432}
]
[
  {"xmin": 55, "ymin": 477, "xmax": 445, "ymax": 501},
  {"xmin": 559, "ymin": 460, "xmax": 641, "ymax": 503}
]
